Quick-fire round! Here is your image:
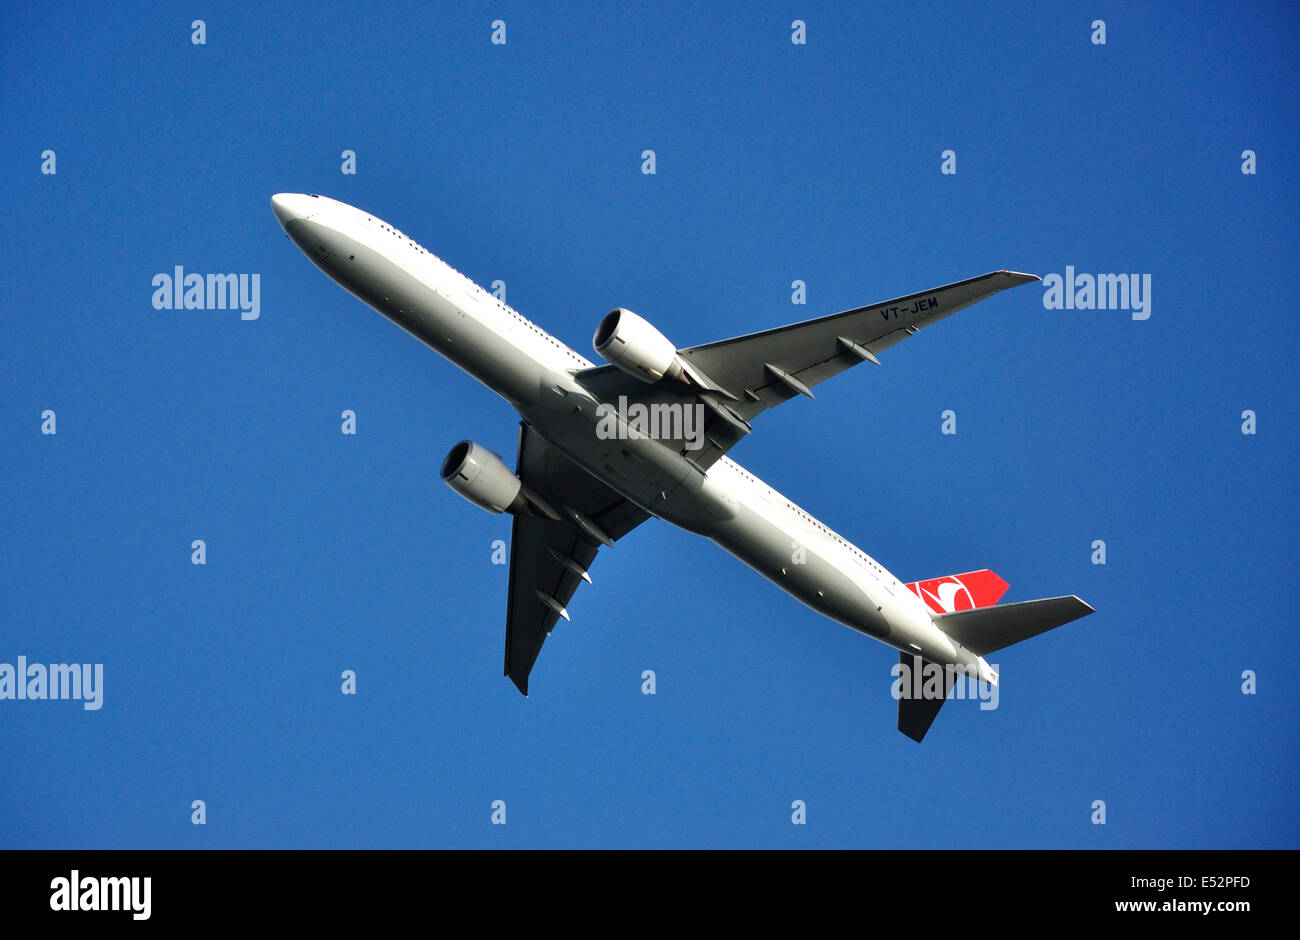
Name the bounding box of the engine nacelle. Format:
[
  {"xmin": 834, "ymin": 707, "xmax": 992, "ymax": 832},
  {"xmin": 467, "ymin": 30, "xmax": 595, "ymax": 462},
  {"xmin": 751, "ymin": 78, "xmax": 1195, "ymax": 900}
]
[
  {"xmin": 440, "ymin": 440, "xmax": 556, "ymax": 517},
  {"xmin": 593, "ymin": 308, "xmax": 687, "ymax": 383}
]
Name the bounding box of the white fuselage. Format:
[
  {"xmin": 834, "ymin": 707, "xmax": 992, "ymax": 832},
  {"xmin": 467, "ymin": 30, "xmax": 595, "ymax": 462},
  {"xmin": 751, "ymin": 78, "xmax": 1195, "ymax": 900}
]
[{"xmin": 272, "ymin": 194, "xmax": 994, "ymax": 680}]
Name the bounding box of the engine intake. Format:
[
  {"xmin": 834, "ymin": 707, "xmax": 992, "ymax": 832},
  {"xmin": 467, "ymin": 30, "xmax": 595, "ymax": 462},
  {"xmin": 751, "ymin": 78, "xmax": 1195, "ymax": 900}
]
[
  {"xmin": 440, "ymin": 440, "xmax": 556, "ymax": 517},
  {"xmin": 593, "ymin": 308, "xmax": 687, "ymax": 383}
]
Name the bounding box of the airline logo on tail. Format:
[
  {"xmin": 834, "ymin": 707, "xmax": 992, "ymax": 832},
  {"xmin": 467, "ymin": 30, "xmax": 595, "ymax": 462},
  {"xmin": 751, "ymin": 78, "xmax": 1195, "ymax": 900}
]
[{"xmin": 904, "ymin": 570, "xmax": 1009, "ymax": 613}]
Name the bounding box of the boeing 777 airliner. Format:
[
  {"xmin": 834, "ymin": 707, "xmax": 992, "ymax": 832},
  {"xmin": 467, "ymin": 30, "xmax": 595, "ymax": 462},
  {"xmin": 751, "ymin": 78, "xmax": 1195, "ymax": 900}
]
[{"xmin": 271, "ymin": 192, "xmax": 1093, "ymax": 741}]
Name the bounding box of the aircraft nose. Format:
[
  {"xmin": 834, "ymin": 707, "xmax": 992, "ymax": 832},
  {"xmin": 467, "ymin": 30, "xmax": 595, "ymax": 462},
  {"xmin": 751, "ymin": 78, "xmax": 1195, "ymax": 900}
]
[{"xmin": 270, "ymin": 192, "xmax": 317, "ymax": 227}]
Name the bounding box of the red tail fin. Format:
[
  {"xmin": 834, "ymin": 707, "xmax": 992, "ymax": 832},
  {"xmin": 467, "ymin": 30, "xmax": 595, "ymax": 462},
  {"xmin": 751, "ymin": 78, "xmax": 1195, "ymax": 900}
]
[{"xmin": 904, "ymin": 569, "xmax": 1009, "ymax": 614}]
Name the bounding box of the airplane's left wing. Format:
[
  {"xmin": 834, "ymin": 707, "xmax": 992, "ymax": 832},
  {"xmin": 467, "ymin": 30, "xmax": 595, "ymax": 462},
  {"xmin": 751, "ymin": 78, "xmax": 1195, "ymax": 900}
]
[
  {"xmin": 576, "ymin": 271, "xmax": 1039, "ymax": 472},
  {"xmin": 504, "ymin": 423, "xmax": 650, "ymax": 694},
  {"xmin": 676, "ymin": 270, "xmax": 1040, "ymax": 423}
]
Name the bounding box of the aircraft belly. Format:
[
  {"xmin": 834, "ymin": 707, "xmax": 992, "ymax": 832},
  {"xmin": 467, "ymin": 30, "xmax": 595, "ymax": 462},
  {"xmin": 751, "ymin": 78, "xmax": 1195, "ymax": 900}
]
[
  {"xmin": 524, "ymin": 391, "xmax": 900, "ymax": 644},
  {"xmin": 520, "ymin": 383, "xmax": 699, "ymax": 513},
  {"xmin": 299, "ymin": 220, "xmax": 543, "ymax": 406},
  {"xmin": 707, "ymin": 499, "xmax": 890, "ymax": 639}
]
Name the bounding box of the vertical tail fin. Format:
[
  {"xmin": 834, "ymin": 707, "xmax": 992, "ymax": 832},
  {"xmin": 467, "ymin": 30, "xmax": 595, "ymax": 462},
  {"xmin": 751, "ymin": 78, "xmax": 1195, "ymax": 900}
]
[
  {"xmin": 904, "ymin": 569, "xmax": 1009, "ymax": 613},
  {"xmin": 897, "ymin": 570, "xmax": 1093, "ymax": 742}
]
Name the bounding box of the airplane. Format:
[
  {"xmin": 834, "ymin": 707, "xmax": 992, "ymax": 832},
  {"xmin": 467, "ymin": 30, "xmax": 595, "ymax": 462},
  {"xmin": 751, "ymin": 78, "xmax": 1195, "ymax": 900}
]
[{"xmin": 271, "ymin": 192, "xmax": 1093, "ymax": 741}]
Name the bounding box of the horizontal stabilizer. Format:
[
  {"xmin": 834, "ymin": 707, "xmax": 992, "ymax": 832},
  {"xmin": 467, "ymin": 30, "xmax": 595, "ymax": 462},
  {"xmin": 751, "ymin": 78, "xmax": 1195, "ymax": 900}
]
[
  {"xmin": 897, "ymin": 654, "xmax": 955, "ymax": 743},
  {"xmin": 934, "ymin": 595, "xmax": 1094, "ymax": 656}
]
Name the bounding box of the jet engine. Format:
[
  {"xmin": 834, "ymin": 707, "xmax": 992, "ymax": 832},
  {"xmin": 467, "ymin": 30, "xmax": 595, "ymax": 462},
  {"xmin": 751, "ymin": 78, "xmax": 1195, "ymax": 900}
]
[
  {"xmin": 593, "ymin": 308, "xmax": 691, "ymax": 384},
  {"xmin": 440, "ymin": 440, "xmax": 557, "ymax": 517}
]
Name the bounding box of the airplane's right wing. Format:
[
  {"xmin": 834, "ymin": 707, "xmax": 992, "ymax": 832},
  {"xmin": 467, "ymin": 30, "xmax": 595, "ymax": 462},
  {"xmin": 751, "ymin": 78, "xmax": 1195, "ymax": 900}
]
[{"xmin": 504, "ymin": 423, "xmax": 650, "ymax": 695}]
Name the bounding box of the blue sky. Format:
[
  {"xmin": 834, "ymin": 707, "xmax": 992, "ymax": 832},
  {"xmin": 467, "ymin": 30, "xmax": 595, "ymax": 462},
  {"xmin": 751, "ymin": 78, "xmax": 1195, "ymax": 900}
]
[{"xmin": 2, "ymin": 0, "xmax": 1296, "ymax": 848}]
